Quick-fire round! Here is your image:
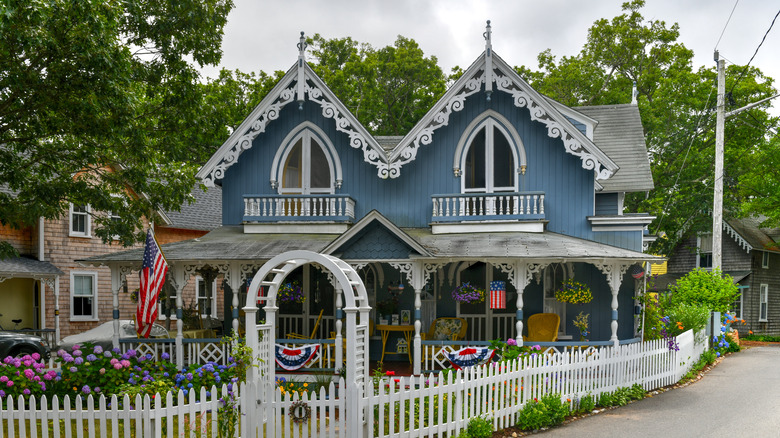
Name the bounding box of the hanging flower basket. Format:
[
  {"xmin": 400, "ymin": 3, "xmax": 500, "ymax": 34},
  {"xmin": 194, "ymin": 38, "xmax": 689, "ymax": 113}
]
[
  {"xmin": 278, "ymin": 282, "xmax": 306, "ymax": 304},
  {"xmin": 554, "ymin": 279, "xmax": 593, "ymax": 304},
  {"xmin": 451, "ymin": 282, "xmax": 486, "ymax": 304}
]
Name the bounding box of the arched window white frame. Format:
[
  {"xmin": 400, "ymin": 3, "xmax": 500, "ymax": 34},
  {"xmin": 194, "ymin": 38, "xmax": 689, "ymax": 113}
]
[
  {"xmin": 270, "ymin": 122, "xmax": 343, "ymax": 193},
  {"xmin": 453, "ymin": 111, "xmax": 526, "ymax": 194}
]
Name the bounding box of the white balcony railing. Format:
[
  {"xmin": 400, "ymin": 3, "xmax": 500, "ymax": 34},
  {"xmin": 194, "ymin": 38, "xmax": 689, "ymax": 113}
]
[
  {"xmin": 243, "ymin": 194, "xmax": 355, "ymax": 221},
  {"xmin": 431, "ymin": 191, "xmax": 545, "ymax": 221}
]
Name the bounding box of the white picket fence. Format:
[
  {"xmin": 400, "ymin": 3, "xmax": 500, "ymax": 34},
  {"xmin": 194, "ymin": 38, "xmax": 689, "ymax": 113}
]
[{"xmin": 2, "ymin": 330, "xmax": 706, "ymax": 438}]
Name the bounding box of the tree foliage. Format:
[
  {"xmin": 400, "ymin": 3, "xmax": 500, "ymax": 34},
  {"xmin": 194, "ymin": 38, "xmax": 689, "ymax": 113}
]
[
  {"xmin": 0, "ymin": 0, "xmax": 234, "ymax": 256},
  {"xmin": 669, "ymin": 268, "xmax": 740, "ymax": 313},
  {"xmin": 515, "ymin": 0, "xmax": 779, "ymax": 254},
  {"xmin": 307, "ymin": 34, "xmax": 447, "ymax": 135}
]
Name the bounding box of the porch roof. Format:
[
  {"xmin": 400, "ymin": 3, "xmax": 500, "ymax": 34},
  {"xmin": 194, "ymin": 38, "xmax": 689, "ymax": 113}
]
[
  {"xmin": 402, "ymin": 228, "xmax": 662, "ymax": 261},
  {"xmin": 78, "ymin": 226, "xmax": 339, "ymax": 265},
  {"xmin": 0, "ymin": 256, "xmax": 63, "ymax": 278},
  {"xmin": 80, "ymin": 226, "xmax": 661, "ymax": 267}
]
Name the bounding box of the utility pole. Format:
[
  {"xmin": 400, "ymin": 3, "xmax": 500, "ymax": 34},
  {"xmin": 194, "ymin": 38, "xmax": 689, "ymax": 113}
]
[{"xmin": 713, "ymin": 51, "xmax": 725, "ymax": 272}]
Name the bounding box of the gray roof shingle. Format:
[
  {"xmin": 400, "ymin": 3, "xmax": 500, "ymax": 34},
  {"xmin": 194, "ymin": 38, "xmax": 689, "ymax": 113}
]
[
  {"xmin": 574, "ymin": 104, "xmax": 654, "ymax": 193},
  {"xmin": 0, "ymin": 257, "xmax": 64, "ymax": 277},
  {"xmin": 162, "ymin": 185, "xmax": 222, "ymax": 231}
]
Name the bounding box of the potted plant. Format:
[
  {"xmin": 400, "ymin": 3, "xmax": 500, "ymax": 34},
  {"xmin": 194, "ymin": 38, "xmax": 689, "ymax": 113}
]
[
  {"xmin": 573, "ymin": 311, "xmax": 589, "ymax": 341},
  {"xmin": 377, "ymin": 298, "xmax": 398, "ymax": 319},
  {"xmin": 451, "ymin": 282, "xmax": 486, "ymax": 304},
  {"xmin": 554, "ymin": 279, "xmax": 593, "ymax": 305},
  {"xmin": 277, "ymin": 282, "xmax": 306, "ymax": 304}
]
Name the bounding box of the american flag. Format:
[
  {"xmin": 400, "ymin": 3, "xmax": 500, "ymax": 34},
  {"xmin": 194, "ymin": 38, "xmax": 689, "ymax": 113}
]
[
  {"xmin": 490, "ymin": 281, "xmax": 506, "ymax": 309},
  {"xmin": 137, "ymin": 229, "xmax": 168, "ymax": 338}
]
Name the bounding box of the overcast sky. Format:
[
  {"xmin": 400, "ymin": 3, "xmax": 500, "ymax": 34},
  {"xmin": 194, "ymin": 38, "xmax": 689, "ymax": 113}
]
[{"xmin": 201, "ymin": 0, "xmax": 780, "ymax": 115}]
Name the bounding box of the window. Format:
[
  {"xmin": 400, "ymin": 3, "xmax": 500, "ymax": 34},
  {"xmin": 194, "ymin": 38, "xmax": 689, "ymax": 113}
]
[
  {"xmin": 71, "ymin": 272, "xmax": 97, "ymax": 320},
  {"xmin": 462, "ymin": 119, "xmax": 516, "ymax": 193},
  {"xmin": 731, "ymin": 289, "xmax": 743, "ymax": 320},
  {"xmin": 543, "ymin": 264, "xmax": 568, "ymax": 337},
  {"xmin": 759, "ymin": 284, "xmax": 768, "ymax": 322},
  {"xmin": 762, "ymin": 252, "xmax": 770, "ymax": 269},
  {"xmin": 69, "ymin": 204, "xmax": 91, "ymax": 237},
  {"xmin": 196, "ymin": 276, "xmax": 217, "ymax": 318},
  {"xmin": 159, "ymin": 283, "xmax": 177, "ymax": 320},
  {"xmin": 281, "ymin": 131, "xmax": 332, "ymax": 194},
  {"xmin": 697, "ymin": 234, "xmax": 713, "ymax": 269}
]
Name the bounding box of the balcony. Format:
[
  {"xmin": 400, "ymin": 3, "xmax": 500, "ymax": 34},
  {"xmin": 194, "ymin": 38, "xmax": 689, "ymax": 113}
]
[
  {"xmin": 243, "ymin": 195, "xmax": 355, "ymax": 232},
  {"xmin": 431, "ymin": 192, "xmax": 545, "ymax": 233}
]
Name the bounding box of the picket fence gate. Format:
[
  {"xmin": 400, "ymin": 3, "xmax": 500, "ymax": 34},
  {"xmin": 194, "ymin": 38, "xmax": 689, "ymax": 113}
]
[{"xmin": 1, "ymin": 330, "xmax": 705, "ymax": 437}]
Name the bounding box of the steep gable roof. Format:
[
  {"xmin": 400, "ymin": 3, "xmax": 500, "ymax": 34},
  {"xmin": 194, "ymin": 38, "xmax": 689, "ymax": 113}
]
[
  {"xmin": 386, "ymin": 50, "xmax": 619, "ymax": 180},
  {"xmin": 323, "ymin": 210, "xmax": 431, "ymax": 258},
  {"xmin": 726, "ymin": 217, "xmax": 780, "ymax": 253},
  {"xmin": 197, "ymin": 61, "xmax": 388, "ymax": 187}
]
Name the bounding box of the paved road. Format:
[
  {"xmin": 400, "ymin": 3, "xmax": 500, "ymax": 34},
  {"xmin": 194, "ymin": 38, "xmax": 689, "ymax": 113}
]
[{"xmin": 541, "ymin": 346, "xmax": 780, "ymax": 438}]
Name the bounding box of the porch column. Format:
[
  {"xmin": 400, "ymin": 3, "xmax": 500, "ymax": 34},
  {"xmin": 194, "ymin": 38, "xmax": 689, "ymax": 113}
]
[
  {"xmin": 412, "ymin": 262, "xmax": 426, "ymax": 376},
  {"xmin": 225, "ymin": 263, "xmax": 242, "ymax": 336},
  {"xmin": 334, "ymin": 286, "xmax": 343, "ymax": 371},
  {"xmin": 110, "ymin": 265, "xmax": 124, "ymax": 349},
  {"xmin": 595, "ymin": 262, "xmax": 629, "ymax": 348},
  {"xmin": 514, "ymin": 262, "xmax": 529, "ymax": 346},
  {"xmin": 53, "ymin": 276, "xmax": 60, "ymax": 345},
  {"xmin": 170, "ymin": 266, "xmax": 189, "ymax": 369}
]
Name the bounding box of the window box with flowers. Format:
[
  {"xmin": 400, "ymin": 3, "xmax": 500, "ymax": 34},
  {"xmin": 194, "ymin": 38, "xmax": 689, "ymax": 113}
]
[
  {"xmin": 554, "ymin": 279, "xmax": 593, "ymax": 305},
  {"xmin": 452, "ymin": 282, "xmax": 486, "ymax": 304}
]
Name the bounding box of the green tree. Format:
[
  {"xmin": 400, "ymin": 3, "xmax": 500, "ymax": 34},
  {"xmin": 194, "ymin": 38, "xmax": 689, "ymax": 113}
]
[
  {"xmin": 307, "ymin": 34, "xmax": 447, "ymax": 135},
  {"xmin": 0, "ymin": 0, "xmax": 234, "ymax": 257},
  {"xmin": 670, "ymin": 268, "xmax": 740, "ymax": 313},
  {"xmin": 515, "ymin": 0, "xmax": 778, "ymax": 254}
]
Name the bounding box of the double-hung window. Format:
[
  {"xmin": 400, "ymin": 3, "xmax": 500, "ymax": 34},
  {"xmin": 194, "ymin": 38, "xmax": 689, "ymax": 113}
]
[
  {"xmin": 759, "ymin": 284, "xmax": 769, "ymax": 322},
  {"xmin": 697, "ymin": 234, "xmax": 713, "ymax": 269},
  {"xmin": 762, "ymin": 252, "xmax": 770, "ymax": 269},
  {"xmin": 71, "ymin": 272, "xmax": 97, "ymax": 320},
  {"xmin": 196, "ymin": 276, "xmax": 217, "ymax": 318},
  {"xmin": 69, "ymin": 204, "xmax": 91, "ymax": 237}
]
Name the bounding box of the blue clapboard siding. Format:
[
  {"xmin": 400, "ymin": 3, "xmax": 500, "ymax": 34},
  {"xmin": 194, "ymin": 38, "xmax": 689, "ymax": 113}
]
[
  {"xmin": 595, "ymin": 193, "xmax": 619, "ymax": 215},
  {"xmin": 220, "ymin": 87, "xmax": 641, "ymax": 250}
]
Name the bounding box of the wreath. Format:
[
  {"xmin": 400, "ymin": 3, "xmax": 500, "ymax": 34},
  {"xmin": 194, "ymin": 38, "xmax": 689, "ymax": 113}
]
[
  {"xmin": 289, "ymin": 400, "xmax": 311, "ymax": 423},
  {"xmin": 451, "ymin": 282, "xmax": 485, "ymax": 304},
  {"xmin": 278, "ymin": 282, "xmax": 306, "ymax": 304},
  {"xmin": 554, "ymin": 279, "xmax": 593, "ymax": 304}
]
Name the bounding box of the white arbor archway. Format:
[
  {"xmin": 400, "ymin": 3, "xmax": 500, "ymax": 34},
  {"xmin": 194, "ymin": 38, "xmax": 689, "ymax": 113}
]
[{"xmin": 243, "ymin": 251, "xmax": 370, "ymax": 433}]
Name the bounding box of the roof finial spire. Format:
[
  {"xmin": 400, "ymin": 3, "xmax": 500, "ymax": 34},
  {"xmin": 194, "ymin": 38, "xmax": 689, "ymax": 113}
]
[
  {"xmin": 297, "ymin": 31, "xmax": 307, "ymax": 110},
  {"xmin": 631, "ymin": 80, "xmax": 638, "ymax": 105},
  {"xmin": 484, "ymin": 20, "xmax": 493, "ymax": 101}
]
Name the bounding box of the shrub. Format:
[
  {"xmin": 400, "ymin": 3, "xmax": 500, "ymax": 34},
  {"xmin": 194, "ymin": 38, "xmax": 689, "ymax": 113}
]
[
  {"xmin": 464, "ymin": 416, "xmax": 493, "ymax": 438},
  {"xmin": 578, "ymin": 393, "xmax": 596, "ymax": 413},
  {"xmin": 597, "ymin": 391, "xmax": 613, "ymax": 407},
  {"xmin": 611, "ymin": 387, "xmax": 631, "ymax": 406},
  {"xmin": 516, "ymin": 393, "xmax": 569, "ymax": 431},
  {"xmin": 629, "ymin": 384, "xmax": 645, "ymax": 400},
  {"xmin": 664, "ymin": 303, "xmax": 710, "ymax": 342},
  {"xmin": 670, "ymin": 268, "xmax": 739, "ymax": 313},
  {"xmin": 517, "ymin": 398, "xmax": 550, "ymax": 430}
]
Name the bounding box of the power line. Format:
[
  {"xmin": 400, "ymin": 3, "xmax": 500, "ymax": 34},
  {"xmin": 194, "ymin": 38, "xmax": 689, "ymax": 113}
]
[
  {"xmin": 715, "ymin": 0, "xmax": 740, "ymax": 50},
  {"xmin": 728, "ymin": 8, "xmax": 780, "ymax": 95}
]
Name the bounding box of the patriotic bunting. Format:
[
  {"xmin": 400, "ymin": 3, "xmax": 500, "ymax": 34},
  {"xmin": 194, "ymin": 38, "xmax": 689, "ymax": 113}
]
[
  {"xmin": 445, "ymin": 347, "xmax": 495, "ymax": 369},
  {"xmin": 275, "ymin": 344, "xmax": 320, "ymax": 371}
]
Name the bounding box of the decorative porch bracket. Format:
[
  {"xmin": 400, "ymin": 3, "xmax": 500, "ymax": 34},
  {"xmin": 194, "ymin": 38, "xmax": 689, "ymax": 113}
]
[
  {"xmin": 594, "ymin": 262, "xmax": 630, "ymax": 347},
  {"xmin": 492, "ymin": 261, "xmax": 549, "ymax": 346}
]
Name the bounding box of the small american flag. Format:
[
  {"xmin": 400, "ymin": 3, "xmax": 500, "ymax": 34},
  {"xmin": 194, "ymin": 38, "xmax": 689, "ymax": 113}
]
[
  {"xmin": 630, "ymin": 265, "xmax": 645, "ymax": 280},
  {"xmin": 137, "ymin": 229, "xmax": 168, "ymax": 338},
  {"xmin": 490, "ymin": 281, "xmax": 506, "ymax": 309}
]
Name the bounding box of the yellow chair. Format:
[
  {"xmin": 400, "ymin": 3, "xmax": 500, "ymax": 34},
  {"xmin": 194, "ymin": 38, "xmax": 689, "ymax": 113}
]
[
  {"xmin": 421, "ymin": 317, "xmax": 468, "ymax": 341},
  {"xmin": 523, "ymin": 313, "xmax": 560, "ymax": 342},
  {"xmin": 286, "ymin": 310, "xmax": 324, "ymax": 340}
]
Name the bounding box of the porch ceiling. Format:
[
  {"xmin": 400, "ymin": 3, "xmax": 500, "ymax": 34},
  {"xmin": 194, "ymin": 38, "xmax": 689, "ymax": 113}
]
[
  {"xmin": 402, "ymin": 228, "xmax": 662, "ymax": 261},
  {"xmin": 0, "ymin": 256, "xmax": 63, "ymax": 278},
  {"xmin": 78, "ymin": 226, "xmax": 339, "ymax": 265}
]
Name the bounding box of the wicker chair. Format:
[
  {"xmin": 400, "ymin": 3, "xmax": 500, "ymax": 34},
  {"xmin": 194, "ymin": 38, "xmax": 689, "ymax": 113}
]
[{"xmin": 523, "ymin": 313, "xmax": 560, "ymax": 342}]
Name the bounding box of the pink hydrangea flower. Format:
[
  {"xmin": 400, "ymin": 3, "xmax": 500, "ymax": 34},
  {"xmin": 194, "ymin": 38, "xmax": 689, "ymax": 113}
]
[
  {"xmin": 6, "ymin": 380, "xmax": 13, "ymax": 388},
  {"xmin": 24, "ymin": 369, "xmax": 34, "ymax": 379},
  {"xmin": 113, "ymin": 363, "xmax": 122, "ymax": 370}
]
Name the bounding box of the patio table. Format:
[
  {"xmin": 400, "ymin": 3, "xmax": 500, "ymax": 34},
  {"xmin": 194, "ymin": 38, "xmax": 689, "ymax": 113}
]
[{"xmin": 376, "ymin": 324, "xmax": 414, "ymax": 363}]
